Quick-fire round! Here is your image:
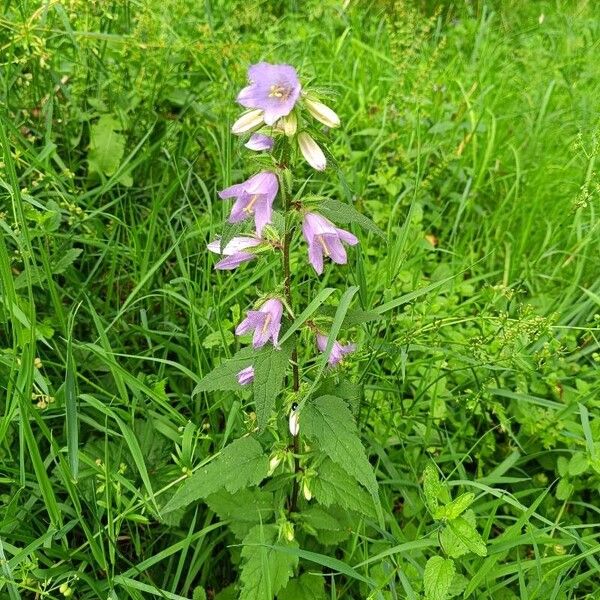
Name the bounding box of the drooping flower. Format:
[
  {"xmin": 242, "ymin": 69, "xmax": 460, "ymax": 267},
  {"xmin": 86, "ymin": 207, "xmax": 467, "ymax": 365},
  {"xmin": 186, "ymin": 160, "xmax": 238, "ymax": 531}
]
[
  {"xmin": 237, "ymin": 62, "xmax": 301, "ymax": 126},
  {"xmin": 237, "ymin": 366, "xmax": 255, "ymax": 385},
  {"xmin": 316, "ymin": 333, "xmax": 356, "ymax": 366},
  {"xmin": 289, "ymin": 402, "xmax": 299, "ymax": 436},
  {"xmin": 235, "ymin": 298, "xmax": 283, "ymax": 349},
  {"xmin": 245, "ymin": 133, "xmax": 274, "ymax": 151},
  {"xmin": 218, "ymin": 172, "xmax": 278, "ymax": 235},
  {"xmin": 231, "ymin": 109, "xmax": 264, "ymax": 134},
  {"xmin": 207, "ymin": 236, "xmax": 262, "ymax": 270},
  {"xmin": 298, "ymin": 132, "xmax": 327, "ymax": 171},
  {"xmin": 302, "ymin": 212, "xmax": 359, "ymax": 274},
  {"xmin": 304, "ymin": 97, "xmax": 340, "ymax": 128}
]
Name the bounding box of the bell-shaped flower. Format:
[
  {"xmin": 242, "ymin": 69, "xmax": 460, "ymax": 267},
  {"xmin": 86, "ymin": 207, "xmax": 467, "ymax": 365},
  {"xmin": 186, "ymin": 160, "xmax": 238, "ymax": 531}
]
[
  {"xmin": 302, "ymin": 212, "xmax": 359, "ymax": 274},
  {"xmin": 237, "ymin": 62, "xmax": 301, "ymax": 126},
  {"xmin": 237, "ymin": 366, "xmax": 254, "ymax": 385},
  {"xmin": 207, "ymin": 236, "xmax": 262, "ymax": 270},
  {"xmin": 298, "ymin": 132, "xmax": 326, "ymax": 171},
  {"xmin": 245, "ymin": 133, "xmax": 274, "ymax": 151},
  {"xmin": 316, "ymin": 333, "xmax": 356, "ymax": 366},
  {"xmin": 232, "ymin": 109, "xmax": 264, "ymax": 134},
  {"xmin": 235, "ymin": 298, "xmax": 283, "ymax": 349},
  {"xmin": 218, "ymin": 172, "xmax": 278, "ymax": 235},
  {"xmin": 304, "ymin": 98, "xmax": 340, "ymax": 128}
]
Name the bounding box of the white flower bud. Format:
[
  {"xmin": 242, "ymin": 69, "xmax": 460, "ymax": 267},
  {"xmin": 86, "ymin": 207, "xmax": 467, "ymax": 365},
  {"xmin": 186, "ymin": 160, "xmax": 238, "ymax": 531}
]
[
  {"xmin": 304, "ymin": 98, "xmax": 340, "ymax": 128},
  {"xmin": 289, "ymin": 404, "xmax": 299, "ymax": 436},
  {"xmin": 298, "ymin": 132, "xmax": 326, "ymax": 171},
  {"xmin": 280, "ymin": 112, "xmax": 297, "ymax": 136},
  {"xmin": 303, "ymin": 480, "xmax": 312, "ymax": 501},
  {"xmin": 231, "ymin": 109, "xmax": 264, "ymax": 134},
  {"xmin": 268, "ymin": 454, "xmax": 282, "ymax": 475}
]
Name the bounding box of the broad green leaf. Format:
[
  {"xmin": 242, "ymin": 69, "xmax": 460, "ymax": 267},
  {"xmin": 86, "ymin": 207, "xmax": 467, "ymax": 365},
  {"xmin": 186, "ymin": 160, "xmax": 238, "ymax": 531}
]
[
  {"xmin": 88, "ymin": 114, "xmax": 126, "ymax": 178},
  {"xmin": 253, "ymin": 339, "xmax": 293, "ymax": 431},
  {"xmin": 239, "ymin": 524, "xmax": 298, "ymax": 600},
  {"xmin": 439, "ymin": 510, "xmax": 478, "ymax": 558},
  {"xmin": 163, "ymin": 437, "xmax": 268, "ymax": 513},
  {"xmin": 555, "ymin": 478, "xmax": 574, "ymax": 500},
  {"xmin": 317, "ymin": 377, "xmax": 361, "ymax": 414},
  {"xmin": 434, "ymin": 492, "xmax": 475, "ymax": 521},
  {"xmin": 193, "ymin": 347, "xmax": 255, "ymax": 395},
  {"xmin": 568, "ymin": 452, "xmax": 588, "ymax": 476},
  {"xmin": 446, "ymin": 515, "xmax": 487, "ymax": 557},
  {"xmin": 205, "ymin": 488, "xmax": 274, "ymax": 540},
  {"xmin": 424, "ymin": 556, "xmax": 455, "ymax": 600},
  {"xmin": 279, "ymin": 288, "xmax": 335, "ymax": 345},
  {"xmin": 279, "ymin": 574, "xmax": 327, "ymax": 600},
  {"xmin": 312, "ymin": 458, "xmax": 377, "ymax": 518},
  {"xmin": 300, "ymin": 505, "xmax": 352, "ymax": 545},
  {"xmin": 53, "ymin": 248, "xmax": 82, "ymax": 274},
  {"xmin": 302, "ymin": 395, "xmax": 382, "ymax": 524},
  {"xmin": 320, "ymin": 198, "xmax": 385, "ymax": 239}
]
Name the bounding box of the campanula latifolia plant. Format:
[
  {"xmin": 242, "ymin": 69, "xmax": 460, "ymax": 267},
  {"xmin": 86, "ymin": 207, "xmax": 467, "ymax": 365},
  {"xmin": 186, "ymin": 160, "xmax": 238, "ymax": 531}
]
[{"xmin": 163, "ymin": 61, "xmax": 385, "ymax": 598}]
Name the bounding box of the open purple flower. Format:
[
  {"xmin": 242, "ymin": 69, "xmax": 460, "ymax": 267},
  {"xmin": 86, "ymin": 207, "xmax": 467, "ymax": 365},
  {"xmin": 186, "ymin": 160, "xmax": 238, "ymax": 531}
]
[
  {"xmin": 207, "ymin": 236, "xmax": 262, "ymax": 270},
  {"xmin": 218, "ymin": 172, "xmax": 278, "ymax": 235},
  {"xmin": 302, "ymin": 212, "xmax": 359, "ymax": 274},
  {"xmin": 237, "ymin": 62, "xmax": 301, "ymax": 126},
  {"xmin": 245, "ymin": 133, "xmax": 274, "ymax": 152},
  {"xmin": 236, "ymin": 298, "xmax": 283, "ymax": 348},
  {"xmin": 316, "ymin": 333, "xmax": 356, "ymax": 366},
  {"xmin": 237, "ymin": 366, "xmax": 255, "ymax": 385}
]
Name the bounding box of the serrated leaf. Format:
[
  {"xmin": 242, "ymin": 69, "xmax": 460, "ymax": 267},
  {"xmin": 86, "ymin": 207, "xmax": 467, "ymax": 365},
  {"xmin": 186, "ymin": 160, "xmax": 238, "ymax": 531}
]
[
  {"xmin": 88, "ymin": 114, "xmax": 126, "ymax": 178},
  {"xmin": 312, "ymin": 458, "xmax": 377, "ymax": 518},
  {"xmin": 53, "ymin": 248, "xmax": 82, "ymax": 274},
  {"xmin": 424, "ymin": 556, "xmax": 455, "ymax": 600},
  {"xmin": 434, "ymin": 492, "xmax": 475, "ymax": 521},
  {"xmin": 446, "ymin": 515, "xmax": 487, "ymax": 557},
  {"xmin": 206, "ymin": 488, "xmax": 274, "ymax": 540},
  {"xmin": 193, "ymin": 347, "xmax": 255, "ymax": 395},
  {"xmin": 300, "ymin": 505, "xmax": 352, "ymax": 545},
  {"xmin": 254, "ymin": 339, "xmax": 293, "ymax": 431},
  {"xmin": 163, "ymin": 436, "xmax": 268, "ymax": 513},
  {"xmin": 555, "ymin": 478, "xmax": 574, "ymax": 500},
  {"xmin": 423, "ymin": 464, "xmax": 441, "ymax": 512},
  {"xmin": 239, "ymin": 524, "xmax": 298, "ymax": 600},
  {"xmin": 279, "ymin": 574, "xmax": 327, "ymax": 600},
  {"xmin": 568, "ymin": 452, "xmax": 588, "ymax": 476},
  {"xmin": 320, "ymin": 198, "xmax": 385, "ymax": 239},
  {"xmin": 302, "ymin": 395, "xmax": 382, "ymax": 524},
  {"xmin": 317, "ymin": 377, "xmax": 361, "ymax": 414}
]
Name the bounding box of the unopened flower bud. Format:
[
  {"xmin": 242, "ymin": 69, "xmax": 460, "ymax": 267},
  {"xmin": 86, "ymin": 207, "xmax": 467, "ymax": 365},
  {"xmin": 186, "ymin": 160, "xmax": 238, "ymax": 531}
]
[
  {"xmin": 282, "ymin": 520, "xmax": 294, "ymax": 542},
  {"xmin": 268, "ymin": 454, "xmax": 282, "ymax": 475},
  {"xmin": 304, "ymin": 98, "xmax": 340, "ymax": 128},
  {"xmin": 303, "ymin": 480, "xmax": 312, "ymax": 501},
  {"xmin": 298, "ymin": 132, "xmax": 326, "ymax": 171},
  {"xmin": 280, "ymin": 112, "xmax": 297, "ymax": 136},
  {"xmin": 289, "ymin": 402, "xmax": 299, "ymax": 436},
  {"xmin": 231, "ymin": 109, "xmax": 264, "ymax": 134}
]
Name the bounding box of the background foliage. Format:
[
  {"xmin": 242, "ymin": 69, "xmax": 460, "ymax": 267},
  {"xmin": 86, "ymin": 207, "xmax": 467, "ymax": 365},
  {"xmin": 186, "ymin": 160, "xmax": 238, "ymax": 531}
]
[{"xmin": 1, "ymin": 0, "xmax": 599, "ymax": 598}]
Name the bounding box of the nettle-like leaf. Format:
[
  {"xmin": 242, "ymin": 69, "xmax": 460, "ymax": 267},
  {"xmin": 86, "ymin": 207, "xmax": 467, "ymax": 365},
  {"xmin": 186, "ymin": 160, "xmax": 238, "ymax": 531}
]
[
  {"xmin": 434, "ymin": 492, "xmax": 475, "ymax": 521},
  {"xmin": 300, "ymin": 505, "xmax": 353, "ymax": 546},
  {"xmin": 279, "ymin": 573, "xmax": 327, "ymax": 600},
  {"xmin": 162, "ymin": 436, "xmax": 268, "ymax": 514},
  {"xmin": 302, "ymin": 395, "xmax": 382, "ymax": 524},
  {"xmin": 193, "ymin": 347, "xmax": 255, "ymax": 394},
  {"xmin": 88, "ymin": 114, "xmax": 131, "ymax": 185},
  {"xmin": 239, "ymin": 524, "xmax": 298, "ymax": 600},
  {"xmin": 319, "ymin": 198, "xmax": 385, "ymax": 239},
  {"xmin": 253, "ymin": 338, "xmax": 293, "ymax": 430},
  {"xmin": 440, "ymin": 510, "xmax": 487, "ymax": 558},
  {"xmin": 205, "ymin": 488, "xmax": 274, "ymax": 540},
  {"xmin": 312, "ymin": 458, "xmax": 377, "ymax": 518},
  {"xmin": 424, "ymin": 556, "xmax": 455, "ymax": 600}
]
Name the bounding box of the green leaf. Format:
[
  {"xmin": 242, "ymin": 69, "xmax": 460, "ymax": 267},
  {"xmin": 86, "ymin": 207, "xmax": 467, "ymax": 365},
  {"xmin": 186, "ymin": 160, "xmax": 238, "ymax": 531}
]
[
  {"xmin": 253, "ymin": 339, "xmax": 293, "ymax": 431},
  {"xmin": 239, "ymin": 524, "xmax": 298, "ymax": 600},
  {"xmin": 423, "ymin": 464, "xmax": 441, "ymax": 512},
  {"xmin": 319, "ymin": 198, "xmax": 385, "ymax": 239},
  {"xmin": 568, "ymin": 452, "xmax": 588, "ymax": 476},
  {"xmin": 555, "ymin": 478, "xmax": 574, "ymax": 500},
  {"xmin": 446, "ymin": 515, "xmax": 487, "ymax": 557},
  {"xmin": 53, "ymin": 248, "xmax": 82, "ymax": 274},
  {"xmin": 279, "ymin": 574, "xmax": 327, "ymax": 600},
  {"xmin": 163, "ymin": 436, "xmax": 268, "ymax": 513},
  {"xmin": 88, "ymin": 114, "xmax": 126, "ymax": 178},
  {"xmin": 205, "ymin": 488, "xmax": 274, "ymax": 540},
  {"xmin": 279, "ymin": 288, "xmax": 335, "ymax": 345},
  {"xmin": 434, "ymin": 492, "xmax": 475, "ymax": 521},
  {"xmin": 302, "ymin": 395, "xmax": 382, "ymax": 524},
  {"xmin": 312, "ymin": 458, "xmax": 377, "ymax": 518},
  {"xmin": 424, "ymin": 556, "xmax": 455, "ymax": 600},
  {"xmin": 439, "ymin": 510, "xmax": 476, "ymax": 558},
  {"xmin": 193, "ymin": 347, "xmax": 255, "ymax": 395},
  {"xmin": 300, "ymin": 505, "xmax": 352, "ymax": 545}
]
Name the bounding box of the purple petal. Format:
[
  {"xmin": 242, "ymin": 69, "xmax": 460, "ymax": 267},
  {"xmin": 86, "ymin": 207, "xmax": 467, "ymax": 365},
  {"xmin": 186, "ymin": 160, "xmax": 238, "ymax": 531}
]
[
  {"xmin": 237, "ymin": 366, "xmax": 255, "ymax": 385},
  {"xmin": 336, "ymin": 227, "xmax": 359, "ymax": 246},
  {"xmin": 236, "ymin": 311, "xmax": 266, "ymax": 336},
  {"xmin": 245, "ymin": 133, "xmax": 274, "ymax": 151},
  {"xmin": 316, "ymin": 333, "xmax": 328, "ymax": 353},
  {"xmin": 228, "ymin": 195, "xmax": 250, "ymax": 223},
  {"xmin": 307, "ymin": 241, "xmax": 324, "ymax": 275},
  {"xmin": 254, "ymin": 197, "xmax": 273, "ymax": 236},
  {"xmin": 215, "ymin": 252, "xmax": 255, "ymax": 270},
  {"xmin": 218, "ymin": 182, "xmax": 245, "ymax": 200},
  {"xmin": 326, "ymin": 235, "xmax": 348, "ymax": 265}
]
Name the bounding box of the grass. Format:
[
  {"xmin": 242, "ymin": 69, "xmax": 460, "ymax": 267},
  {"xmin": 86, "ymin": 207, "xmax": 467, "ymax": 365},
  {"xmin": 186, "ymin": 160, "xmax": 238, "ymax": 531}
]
[{"xmin": 1, "ymin": 0, "xmax": 599, "ymax": 598}]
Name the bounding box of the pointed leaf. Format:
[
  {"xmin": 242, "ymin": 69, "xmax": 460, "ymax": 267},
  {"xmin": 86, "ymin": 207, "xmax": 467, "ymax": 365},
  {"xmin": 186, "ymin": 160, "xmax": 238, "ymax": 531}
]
[
  {"xmin": 193, "ymin": 347, "xmax": 255, "ymax": 395},
  {"xmin": 424, "ymin": 556, "xmax": 455, "ymax": 600},
  {"xmin": 320, "ymin": 198, "xmax": 385, "ymax": 239}
]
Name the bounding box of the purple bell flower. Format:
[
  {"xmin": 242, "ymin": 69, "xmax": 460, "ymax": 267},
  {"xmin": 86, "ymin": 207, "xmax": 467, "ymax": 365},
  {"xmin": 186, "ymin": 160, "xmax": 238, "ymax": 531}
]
[
  {"xmin": 218, "ymin": 172, "xmax": 278, "ymax": 236},
  {"xmin": 237, "ymin": 62, "xmax": 301, "ymax": 126},
  {"xmin": 237, "ymin": 366, "xmax": 255, "ymax": 385},
  {"xmin": 207, "ymin": 236, "xmax": 262, "ymax": 270},
  {"xmin": 245, "ymin": 133, "xmax": 274, "ymax": 151},
  {"xmin": 316, "ymin": 333, "xmax": 356, "ymax": 367},
  {"xmin": 235, "ymin": 298, "xmax": 283, "ymax": 349},
  {"xmin": 302, "ymin": 212, "xmax": 359, "ymax": 274}
]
